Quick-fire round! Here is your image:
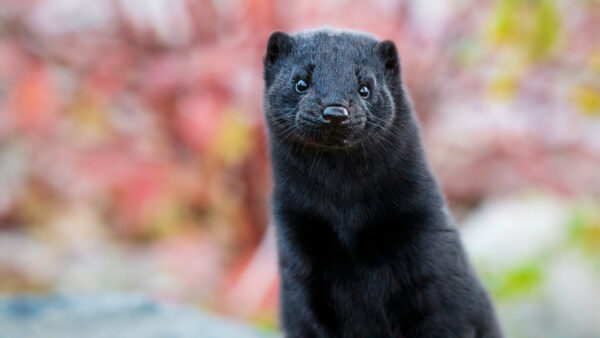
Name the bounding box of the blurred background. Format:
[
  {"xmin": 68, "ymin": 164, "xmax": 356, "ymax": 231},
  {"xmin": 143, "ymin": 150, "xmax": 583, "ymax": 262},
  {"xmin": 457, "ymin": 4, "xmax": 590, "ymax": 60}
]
[{"xmin": 0, "ymin": 0, "xmax": 599, "ymax": 336}]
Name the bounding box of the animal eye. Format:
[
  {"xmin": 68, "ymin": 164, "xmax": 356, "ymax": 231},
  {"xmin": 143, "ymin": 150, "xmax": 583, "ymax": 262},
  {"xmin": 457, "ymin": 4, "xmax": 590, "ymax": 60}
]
[
  {"xmin": 295, "ymin": 79, "xmax": 309, "ymax": 93},
  {"xmin": 359, "ymin": 86, "xmax": 370, "ymax": 99}
]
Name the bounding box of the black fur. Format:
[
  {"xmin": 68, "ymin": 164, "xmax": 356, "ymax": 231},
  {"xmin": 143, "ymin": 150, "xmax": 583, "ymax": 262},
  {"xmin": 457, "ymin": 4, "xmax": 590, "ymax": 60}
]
[{"xmin": 263, "ymin": 29, "xmax": 502, "ymax": 338}]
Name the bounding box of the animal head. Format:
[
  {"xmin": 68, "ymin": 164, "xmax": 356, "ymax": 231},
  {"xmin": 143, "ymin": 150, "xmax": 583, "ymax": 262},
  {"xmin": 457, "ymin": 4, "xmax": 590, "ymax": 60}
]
[{"xmin": 263, "ymin": 29, "xmax": 403, "ymax": 151}]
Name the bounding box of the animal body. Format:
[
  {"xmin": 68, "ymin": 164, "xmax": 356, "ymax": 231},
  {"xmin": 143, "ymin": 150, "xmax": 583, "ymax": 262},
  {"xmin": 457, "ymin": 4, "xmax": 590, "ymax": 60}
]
[{"xmin": 263, "ymin": 29, "xmax": 502, "ymax": 338}]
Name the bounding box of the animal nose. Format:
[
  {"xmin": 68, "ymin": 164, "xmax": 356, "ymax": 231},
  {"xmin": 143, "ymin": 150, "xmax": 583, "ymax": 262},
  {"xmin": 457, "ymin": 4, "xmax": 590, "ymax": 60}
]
[{"xmin": 322, "ymin": 106, "xmax": 349, "ymax": 124}]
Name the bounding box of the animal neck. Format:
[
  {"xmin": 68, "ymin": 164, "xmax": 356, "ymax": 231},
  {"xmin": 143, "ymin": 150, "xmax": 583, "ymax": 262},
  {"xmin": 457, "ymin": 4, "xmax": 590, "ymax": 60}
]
[{"xmin": 269, "ymin": 120, "xmax": 441, "ymax": 214}]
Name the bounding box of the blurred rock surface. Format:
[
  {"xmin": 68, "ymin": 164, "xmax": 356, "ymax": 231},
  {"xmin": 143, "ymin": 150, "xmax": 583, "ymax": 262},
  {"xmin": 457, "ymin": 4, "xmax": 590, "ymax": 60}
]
[{"xmin": 0, "ymin": 293, "xmax": 277, "ymax": 338}]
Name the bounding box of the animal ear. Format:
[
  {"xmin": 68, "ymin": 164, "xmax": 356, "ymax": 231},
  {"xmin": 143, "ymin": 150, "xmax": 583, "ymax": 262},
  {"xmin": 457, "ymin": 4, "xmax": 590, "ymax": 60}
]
[
  {"xmin": 264, "ymin": 31, "xmax": 293, "ymax": 65},
  {"xmin": 376, "ymin": 40, "xmax": 400, "ymax": 75}
]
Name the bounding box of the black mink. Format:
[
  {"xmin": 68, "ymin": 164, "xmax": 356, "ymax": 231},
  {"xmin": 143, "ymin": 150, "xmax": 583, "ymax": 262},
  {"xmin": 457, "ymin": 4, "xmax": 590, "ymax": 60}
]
[{"xmin": 263, "ymin": 29, "xmax": 502, "ymax": 338}]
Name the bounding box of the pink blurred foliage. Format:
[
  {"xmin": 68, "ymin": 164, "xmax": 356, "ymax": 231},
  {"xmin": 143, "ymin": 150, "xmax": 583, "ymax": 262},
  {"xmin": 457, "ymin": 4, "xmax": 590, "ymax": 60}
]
[
  {"xmin": 11, "ymin": 64, "xmax": 59, "ymax": 134},
  {"xmin": 175, "ymin": 93, "xmax": 224, "ymax": 151},
  {"xmin": 151, "ymin": 230, "xmax": 225, "ymax": 301}
]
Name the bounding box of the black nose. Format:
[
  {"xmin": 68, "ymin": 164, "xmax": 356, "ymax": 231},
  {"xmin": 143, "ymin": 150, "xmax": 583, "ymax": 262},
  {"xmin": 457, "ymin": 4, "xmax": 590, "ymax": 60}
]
[{"xmin": 322, "ymin": 106, "xmax": 348, "ymax": 124}]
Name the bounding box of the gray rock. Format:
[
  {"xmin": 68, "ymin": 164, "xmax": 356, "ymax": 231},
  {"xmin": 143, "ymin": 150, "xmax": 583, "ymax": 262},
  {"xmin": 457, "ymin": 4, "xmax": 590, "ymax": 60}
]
[{"xmin": 0, "ymin": 293, "xmax": 278, "ymax": 338}]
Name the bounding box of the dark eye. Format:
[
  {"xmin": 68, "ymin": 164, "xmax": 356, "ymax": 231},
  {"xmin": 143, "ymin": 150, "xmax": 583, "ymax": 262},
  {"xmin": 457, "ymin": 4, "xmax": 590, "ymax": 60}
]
[
  {"xmin": 295, "ymin": 79, "xmax": 309, "ymax": 93},
  {"xmin": 359, "ymin": 85, "xmax": 370, "ymax": 99}
]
